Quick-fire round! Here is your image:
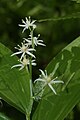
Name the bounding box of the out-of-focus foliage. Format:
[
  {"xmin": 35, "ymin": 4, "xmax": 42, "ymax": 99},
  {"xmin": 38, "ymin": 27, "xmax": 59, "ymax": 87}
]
[
  {"xmin": 72, "ymin": 0, "xmax": 80, "ymax": 3},
  {"xmin": 0, "ymin": 0, "xmax": 80, "ymax": 120},
  {"xmin": 0, "ymin": 113, "xmax": 11, "ymax": 120}
]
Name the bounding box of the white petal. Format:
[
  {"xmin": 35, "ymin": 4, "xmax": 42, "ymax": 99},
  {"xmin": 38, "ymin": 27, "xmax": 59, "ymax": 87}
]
[
  {"xmin": 27, "ymin": 51, "xmax": 35, "ymax": 58},
  {"xmin": 31, "ymin": 20, "xmax": 36, "ymax": 24},
  {"xmin": 22, "ymin": 19, "xmax": 26, "ymax": 24},
  {"xmin": 39, "ymin": 69, "xmax": 46, "ymax": 78},
  {"xmin": 32, "ymin": 60, "xmax": 36, "ymax": 62},
  {"xmin": 38, "ymin": 43, "xmax": 46, "ymax": 46},
  {"xmin": 44, "ymin": 70, "xmax": 47, "ymax": 77},
  {"xmin": 20, "ymin": 52, "xmax": 25, "ymax": 60},
  {"xmin": 17, "ymin": 44, "xmax": 21, "ymax": 48},
  {"xmin": 25, "ymin": 17, "xmax": 29, "ymax": 21},
  {"xmin": 48, "ymin": 83, "xmax": 57, "ymax": 94},
  {"xmin": 18, "ymin": 24, "xmax": 26, "ymax": 27},
  {"xmin": 22, "ymin": 27, "xmax": 28, "ymax": 33},
  {"xmin": 11, "ymin": 64, "xmax": 22, "ymax": 69},
  {"xmin": 34, "ymin": 42, "xmax": 37, "ymax": 46},
  {"xmin": 38, "ymin": 40, "xmax": 44, "ymax": 42},
  {"xmin": 14, "ymin": 47, "xmax": 20, "ymax": 50},
  {"xmin": 23, "ymin": 38, "xmax": 31, "ymax": 43},
  {"xmin": 28, "ymin": 48, "xmax": 36, "ymax": 51},
  {"xmin": 32, "ymin": 63, "xmax": 36, "ymax": 66},
  {"xmin": 11, "ymin": 51, "xmax": 22, "ymax": 56},
  {"xmin": 34, "ymin": 78, "xmax": 45, "ymax": 83},
  {"xmin": 50, "ymin": 80, "xmax": 64, "ymax": 84},
  {"xmin": 19, "ymin": 66, "xmax": 24, "ymax": 70}
]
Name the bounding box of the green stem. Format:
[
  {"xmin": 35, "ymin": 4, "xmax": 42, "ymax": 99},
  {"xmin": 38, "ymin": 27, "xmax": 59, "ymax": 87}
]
[
  {"xmin": 29, "ymin": 58, "xmax": 32, "ymax": 79},
  {"xmin": 29, "ymin": 29, "xmax": 34, "ymax": 78},
  {"xmin": 31, "ymin": 30, "xmax": 34, "ymax": 49},
  {"xmin": 26, "ymin": 114, "xmax": 30, "ymax": 120}
]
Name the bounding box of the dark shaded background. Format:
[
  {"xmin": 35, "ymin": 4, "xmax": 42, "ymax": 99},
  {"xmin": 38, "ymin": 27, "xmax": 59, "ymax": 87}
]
[{"xmin": 0, "ymin": 0, "xmax": 80, "ymax": 120}]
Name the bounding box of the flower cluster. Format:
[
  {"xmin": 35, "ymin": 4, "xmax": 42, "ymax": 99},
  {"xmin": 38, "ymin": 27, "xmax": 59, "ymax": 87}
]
[
  {"xmin": 11, "ymin": 16, "xmax": 45, "ymax": 70},
  {"xmin": 11, "ymin": 16, "xmax": 64, "ymax": 98}
]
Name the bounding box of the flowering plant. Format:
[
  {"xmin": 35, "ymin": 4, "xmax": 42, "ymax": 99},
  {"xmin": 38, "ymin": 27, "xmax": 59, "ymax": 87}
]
[
  {"xmin": 0, "ymin": 16, "xmax": 80, "ymax": 120},
  {"xmin": 11, "ymin": 17, "xmax": 64, "ymax": 119}
]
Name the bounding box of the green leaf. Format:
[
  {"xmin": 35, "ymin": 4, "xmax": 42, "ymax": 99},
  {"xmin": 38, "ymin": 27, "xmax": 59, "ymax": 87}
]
[
  {"xmin": 0, "ymin": 113, "xmax": 11, "ymax": 120},
  {"xmin": 0, "ymin": 43, "xmax": 33, "ymax": 115},
  {"xmin": 32, "ymin": 36, "xmax": 80, "ymax": 120}
]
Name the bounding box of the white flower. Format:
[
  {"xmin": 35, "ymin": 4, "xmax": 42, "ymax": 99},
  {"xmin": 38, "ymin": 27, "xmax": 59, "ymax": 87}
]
[
  {"xmin": 23, "ymin": 34, "xmax": 46, "ymax": 47},
  {"xmin": 34, "ymin": 69, "xmax": 64, "ymax": 94},
  {"xmin": 11, "ymin": 56, "xmax": 36, "ymax": 70},
  {"xmin": 19, "ymin": 16, "xmax": 36, "ymax": 33},
  {"xmin": 11, "ymin": 42, "xmax": 36, "ymax": 60}
]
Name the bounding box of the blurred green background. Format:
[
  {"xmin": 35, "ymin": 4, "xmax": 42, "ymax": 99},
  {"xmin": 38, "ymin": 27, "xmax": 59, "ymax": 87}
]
[{"xmin": 0, "ymin": 0, "xmax": 80, "ymax": 120}]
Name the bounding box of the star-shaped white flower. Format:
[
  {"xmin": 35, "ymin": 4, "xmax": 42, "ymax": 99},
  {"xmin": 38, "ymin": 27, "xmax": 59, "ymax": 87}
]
[
  {"xmin": 11, "ymin": 56, "xmax": 36, "ymax": 70},
  {"xmin": 34, "ymin": 69, "xmax": 64, "ymax": 94},
  {"xmin": 19, "ymin": 16, "xmax": 36, "ymax": 33},
  {"xmin": 11, "ymin": 42, "xmax": 36, "ymax": 60},
  {"xmin": 23, "ymin": 34, "xmax": 46, "ymax": 47}
]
